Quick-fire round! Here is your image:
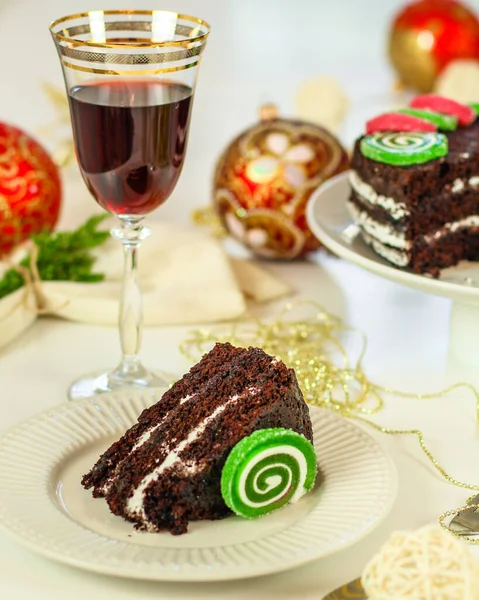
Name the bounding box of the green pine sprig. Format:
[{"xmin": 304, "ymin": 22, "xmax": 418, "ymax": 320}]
[{"xmin": 0, "ymin": 214, "xmax": 110, "ymax": 300}]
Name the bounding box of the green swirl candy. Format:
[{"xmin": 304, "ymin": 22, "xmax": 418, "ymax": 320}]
[
  {"xmin": 221, "ymin": 428, "xmax": 317, "ymax": 519},
  {"xmin": 360, "ymin": 132, "xmax": 448, "ymax": 166}
]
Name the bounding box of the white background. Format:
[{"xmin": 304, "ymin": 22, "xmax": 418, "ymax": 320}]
[{"xmin": 2, "ymin": 0, "xmax": 479, "ymax": 598}]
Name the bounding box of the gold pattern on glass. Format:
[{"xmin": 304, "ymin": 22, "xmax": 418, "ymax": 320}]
[
  {"xmin": 63, "ymin": 21, "xmax": 196, "ymax": 38},
  {"xmin": 61, "ymin": 59, "xmax": 199, "ymax": 76},
  {"xmin": 59, "ymin": 45, "xmax": 203, "ymax": 65},
  {"xmin": 50, "ymin": 11, "xmax": 210, "ymax": 49}
]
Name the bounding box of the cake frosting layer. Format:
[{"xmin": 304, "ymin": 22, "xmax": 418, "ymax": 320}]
[
  {"xmin": 347, "ymin": 200, "xmax": 408, "ymax": 248},
  {"xmin": 82, "ymin": 343, "xmax": 314, "ymax": 535},
  {"xmin": 361, "ymin": 232, "xmax": 409, "ymax": 267},
  {"xmin": 348, "ymin": 200, "xmax": 479, "ymax": 253},
  {"xmin": 349, "ymin": 170, "xmax": 409, "ymax": 220},
  {"xmin": 358, "ymin": 219, "xmax": 479, "ymax": 274},
  {"xmin": 350, "ymin": 170, "xmax": 479, "ymax": 231}
]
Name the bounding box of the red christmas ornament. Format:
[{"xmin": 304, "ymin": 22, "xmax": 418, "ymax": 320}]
[
  {"xmin": 0, "ymin": 123, "xmax": 62, "ymax": 255},
  {"xmin": 389, "ymin": 0, "xmax": 479, "ymax": 92},
  {"xmin": 213, "ymin": 105, "xmax": 349, "ymax": 260}
]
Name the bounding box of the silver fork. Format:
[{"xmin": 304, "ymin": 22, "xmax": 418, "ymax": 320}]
[{"xmin": 448, "ymin": 494, "xmax": 479, "ymax": 536}]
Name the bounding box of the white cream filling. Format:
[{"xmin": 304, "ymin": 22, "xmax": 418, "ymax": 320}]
[
  {"xmin": 351, "ymin": 169, "xmax": 479, "ymax": 267},
  {"xmin": 351, "ymin": 171, "xmax": 479, "ymax": 218},
  {"xmin": 451, "ymin": 176, "xmax": 479, "ymax": 192},
  {"xmin": 359, "ymin": 214, "xmax": 479, "ymax": 268},
  {"xmin": 423, "ymin": 215, "xmax": 479, "ymax": 244},
  {"xmin": 349, "ymin": 171, "xmax": 409, "ymax": 220},
  {"xmin": 99, "ymin": 394, "xmax": 195, "ymax": 495},
  {"xmin": 361, "ymin": 232, "xmax": 409, "ymax": 267},
  {"xmin": 126, "ymin": 387, "xmax": 258, "ymax": 525},
  {"xmin": 346, "ymin": 201, "xmax": 408, "ymax": 249},
  {"xmin": 131, "ymin": 395, "xmax": 193, "ymax": 453}
]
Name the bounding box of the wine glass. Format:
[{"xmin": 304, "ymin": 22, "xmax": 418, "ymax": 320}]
[{"xmin": 50, "ymin": 11, "xmax": 210, "ymax": 400}]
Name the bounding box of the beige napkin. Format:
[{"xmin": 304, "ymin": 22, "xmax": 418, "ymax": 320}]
[{"xmin": 0, "ymin": 222, "xmax": 291, "ymax": 350}]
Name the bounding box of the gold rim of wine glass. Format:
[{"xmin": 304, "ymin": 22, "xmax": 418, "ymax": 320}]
[{"xmin": 49, "ymin": 9, "xmax": 211, "ymax": 49}]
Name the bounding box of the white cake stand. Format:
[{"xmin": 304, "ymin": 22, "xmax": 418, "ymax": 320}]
[{"xmin": 306, "ymin": 171, "xmax": 479, "ymax": 367}]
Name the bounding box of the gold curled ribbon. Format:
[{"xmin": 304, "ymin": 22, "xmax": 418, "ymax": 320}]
[
  {"xmin": 180, "ymin": 299, "xmax": 479, "ymax": 528},
  {"xmin": 6, "ymin": 242, "xmax": 48, "ymax": 313},
  {"xmin": 4, "ymin": 241, "xmax": 69, "ymax": 315}
]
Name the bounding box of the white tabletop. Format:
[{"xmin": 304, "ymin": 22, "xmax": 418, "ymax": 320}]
[{"xmin": 2, "ymin": 0, "xmax": 479, "ymax": 598}]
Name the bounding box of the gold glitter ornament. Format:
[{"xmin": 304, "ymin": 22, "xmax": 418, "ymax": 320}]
[{"xmin": 212, "ymin": 106, "xmax": 349, "ymax": 259}]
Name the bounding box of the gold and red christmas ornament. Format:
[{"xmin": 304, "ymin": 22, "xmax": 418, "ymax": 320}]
[
  {"xmin": 213, "ymin": 105, "xmax": 349, "ymax": 259},
  {"xmin": 0, "ymin": 123, "xmax": 62, "ymax": 255},
  {"xmin": 389, "ymin": 0, "xmax": 479, "ymax": 93}
]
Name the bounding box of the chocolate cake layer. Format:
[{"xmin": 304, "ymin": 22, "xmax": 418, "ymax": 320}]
[
  {"xmin": 82, "ymin": 342, "xmax": 248, "ymax": 495},
  {"xmin": 349, "ymin": 189, "xmax": 479, "ymax": 242},
  {"xmin": 410, "ymin": 230, "xmax": 479, "ymax": 275},
  {"xmin": 82, "ymin": 343, "xmax": 313, "ymax": 535},
  {"xmin": 348, "ymin": 120, "xmax": 479, "ymax": 276}
]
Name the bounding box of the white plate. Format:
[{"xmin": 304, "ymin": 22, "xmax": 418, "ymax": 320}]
[
  {"xmin": 0, "ymin": 390, "xmax": 397, "ymax": 582},
  {"xmin": 306, "ymin": 171, "xmax": 479, "ymax": 305}
]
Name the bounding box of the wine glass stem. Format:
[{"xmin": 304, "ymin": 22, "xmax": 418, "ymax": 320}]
[{"xmin": 112, "ymin": 218, "xmax": 151, "ymax": 378}]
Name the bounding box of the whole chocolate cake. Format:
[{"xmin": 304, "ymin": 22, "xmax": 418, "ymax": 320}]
[
  {"xmin": 348, "ymin": 94, "xmax": 479, "ymax": 277},
  {"xmin": 82, "ymin": 342, "xmax": 315, "ymax": 535}
]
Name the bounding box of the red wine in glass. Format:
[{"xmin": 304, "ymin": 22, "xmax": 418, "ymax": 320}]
[{"xmin": 68, "ymin": 80, "xmax": 193, "ymax": 216}]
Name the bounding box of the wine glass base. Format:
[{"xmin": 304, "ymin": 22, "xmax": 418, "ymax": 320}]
[{"xmin": 67, "ymin": 366, "xmax": 176, "ymax": 401}]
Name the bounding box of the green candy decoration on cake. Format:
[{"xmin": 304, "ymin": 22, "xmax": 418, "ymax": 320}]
[
  {"xmin": 398, "ymin": 108, "xmax": 458, "ymax": 131},
  {"xmin": 469, "ymin": 103, "xmax": 479, "ymax": 116},
  {"xmin": 360, "ymin": 132, "xmax": 448, "ymax": 166},
  {"xmin": 221, "ymin": 428, "xmax": 317, "ymax": 519}
]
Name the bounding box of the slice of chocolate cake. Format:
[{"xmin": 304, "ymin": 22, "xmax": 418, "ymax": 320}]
[
  {"xmin": 82, "ymin": 343, "xmax": 313, "ymax": 535},
  {"xmin": 348, "ymin": 96, "xmax": 479, "ymax": 277}
]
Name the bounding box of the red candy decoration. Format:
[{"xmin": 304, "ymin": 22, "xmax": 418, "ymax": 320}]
[
  {"xmin": 0, "ymin": 123, "xmax": 62, "ymax": 255},
  {"xmin": 389, "ymin": 0, "xmax": 479, "ymax": 92},
  {"xmin": 410, "ymin": 93, "xmax": 476, "ymax": 125},
  {"xmin": 366, "ymin": 112, "xmax": 437, "ymax": 134}
]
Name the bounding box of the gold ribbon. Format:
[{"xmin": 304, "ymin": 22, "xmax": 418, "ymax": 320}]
[
  {"xmin": 5, "ymin": 242, "xmax": 49, "ymax": 313},
  {"xmin": 4, "ymin": 241, "xmax": 68, "ymax": 315},
  {"xmin": 180, "ymin": 299, "xmax": 479, "ymax": 529}
]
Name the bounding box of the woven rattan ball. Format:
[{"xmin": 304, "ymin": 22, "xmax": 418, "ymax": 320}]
[{"xmin": 361, "ymin": 525, "xmax": 479, "ymax": 600}]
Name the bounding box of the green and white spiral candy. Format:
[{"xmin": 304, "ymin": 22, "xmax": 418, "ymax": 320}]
[
  {"xmin": 221, "ymin": 428, "xmax": 317, "ymax": 519},
  {"xmin": 360, "ymin": 131, "xmax": 448, "ymax": 166}
]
